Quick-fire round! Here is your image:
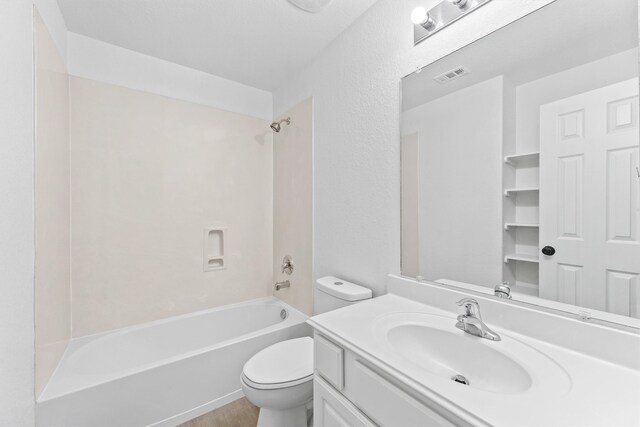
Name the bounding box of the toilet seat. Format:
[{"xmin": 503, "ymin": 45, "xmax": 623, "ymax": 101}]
[{"xmin": 242, "ymin": 337, "xmax": 313, "ymax": 390}]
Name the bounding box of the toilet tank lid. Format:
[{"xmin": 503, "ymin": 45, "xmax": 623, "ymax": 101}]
[{"xmin": 316, "ymin": 276, "xmax": 373, "ymax": 302}]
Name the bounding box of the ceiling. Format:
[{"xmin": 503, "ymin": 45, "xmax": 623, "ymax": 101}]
[
  {"xmin": 402, "ymin": 0, "xmax": 639, "ymax": 111},
  {"xmin": 57, "ymin": 0, "xmax": 379, "ymax": 91}
]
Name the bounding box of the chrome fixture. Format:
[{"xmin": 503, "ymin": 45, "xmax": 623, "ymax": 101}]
[
  {"xmin": 270, "ymin": 117, "xmax": 291, "ymax": 132},
  {"xmin": 281, "ymin": 255, "xmax": 294, "ymax": 275},
  {"xmin": 411, "ymin": 0, "xmax": 491, "ymax": 46},
  {"xmin": 449, "ymin": 0, "xmax": 468, "ymax": 9},
  {"xmin": 494, "ymin": 282, "xmax": 512, "ymax": 299},
  {"xmin": 275, "ymin": 280, "xmax": 290, "ymax": 291},
  {"xmin": 455, "ymin": 298, "xmax": 501, "ymax": 341}
]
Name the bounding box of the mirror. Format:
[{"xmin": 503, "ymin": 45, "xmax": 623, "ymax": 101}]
[{"xmin": 401, "ymin": 0, "xmax": 640, "ymax": 322}]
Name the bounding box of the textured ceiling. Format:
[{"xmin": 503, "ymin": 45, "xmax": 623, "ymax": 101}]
[{"xmin": 57, "ymin": 0, "xmax": 379, "ymax": 91}]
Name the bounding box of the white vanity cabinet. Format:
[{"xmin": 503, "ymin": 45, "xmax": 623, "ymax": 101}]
[
  {"xmin": 314, "ymin": 376, "xmax": 375, "ymax": 427},
  {"xmin": 313, "ymin": 333, "xmax": 459, "ymax": 427}
]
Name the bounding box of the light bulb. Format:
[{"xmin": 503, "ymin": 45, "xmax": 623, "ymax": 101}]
[
  {"xmin": 411, "ymin": 6, "xmax": 428, "ymax": 25},
  {"xmin": 411, "ymin": 6, "xmax": 435, "ymax": 29}
]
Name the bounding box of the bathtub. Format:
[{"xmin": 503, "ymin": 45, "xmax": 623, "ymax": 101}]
[{"xmin": 36, "ymin": 297, "xmax": 311, "ymax": 427}]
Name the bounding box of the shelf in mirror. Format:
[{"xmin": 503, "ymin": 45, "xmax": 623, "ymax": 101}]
[
  {"xmin": 504, "ymin": 152, "xmax": 540, "ymax": 166},
  {"xmin": 504, "ymin": 187, "xmax": 539, "ymax": 197},
  {"xmin": 504, "ymin": 253, "xmax": 539, "ymax": 264},
  {"xmin": 504, "ymin": 223, "xmax": 539, "ymax": 230}
]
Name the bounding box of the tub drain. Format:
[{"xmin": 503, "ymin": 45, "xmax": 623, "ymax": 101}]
[
  {"xmin": 451, "ymin": 374, "xmax": 469, "ymax": 385},
  {"xmin": 280, "ymin": 309, "xmax": 288, "ymax": 319}
]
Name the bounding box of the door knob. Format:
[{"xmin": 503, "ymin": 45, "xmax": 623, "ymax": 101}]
[{"xmin": 541, "ymin": 246, "xmax": 556, "ymax": 256}]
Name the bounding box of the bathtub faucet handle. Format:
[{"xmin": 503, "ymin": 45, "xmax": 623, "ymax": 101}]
[
  {"xmin": 281, "ymin": 255, "xmax": 294, "ymax": 275},
  {"xmin": 275, "ymin": 280, "xmax": 290, "ymax": 291}
]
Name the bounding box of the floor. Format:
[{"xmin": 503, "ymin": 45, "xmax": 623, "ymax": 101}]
[{"xmin": 179, "ymin": 398, "xmax": 259, "ymax": 427}]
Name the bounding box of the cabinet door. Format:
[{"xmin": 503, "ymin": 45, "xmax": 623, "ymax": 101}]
[{"xmin": 314, "ymin": 377, "xmax": 376, "ymax": 427}]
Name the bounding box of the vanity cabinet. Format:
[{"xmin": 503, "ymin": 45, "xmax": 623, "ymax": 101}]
[
  {"xmin": 314, "ymin": 376, "xmax": 375, "ymax": 427},
  {"xmin": 313, "ymin": 333, "xmax": 458, "ymax": 427}
]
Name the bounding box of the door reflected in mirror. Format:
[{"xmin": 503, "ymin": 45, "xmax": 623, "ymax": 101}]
[{"xmin": 400, "ymin": 0, "xmax": 640, "ymax": 320}]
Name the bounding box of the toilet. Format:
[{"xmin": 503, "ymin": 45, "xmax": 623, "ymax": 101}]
[{"xmin": 240, "ymin": 276, "xmax": 372, "ymax": 427}]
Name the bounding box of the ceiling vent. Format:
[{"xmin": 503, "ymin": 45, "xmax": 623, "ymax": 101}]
[{"xmin": 433, "ymin": 66, "xmax": 470, "ymax": 84}]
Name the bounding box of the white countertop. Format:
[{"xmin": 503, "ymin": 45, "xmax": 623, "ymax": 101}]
[{"xmin": 308, "ymin": 294, "xmax": 640, "ymax": 427}]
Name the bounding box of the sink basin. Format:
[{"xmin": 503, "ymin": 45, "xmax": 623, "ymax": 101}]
[{"xmin": 375, "ymin": 312, "xmax": 571, "ymax": 395}]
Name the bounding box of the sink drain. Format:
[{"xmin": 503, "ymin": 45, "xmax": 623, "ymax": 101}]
[{"xmin": 451, "ymin": 375, "xmax": 469, "ymax": 385}]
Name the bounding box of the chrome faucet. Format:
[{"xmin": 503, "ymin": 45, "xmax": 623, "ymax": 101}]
[
  {"xmin": 494, "ymin": 281, "xmax": 511, "ymax": 299},
  {"xmin": 275, "ymin": 280, "xmax": 290, "ymax": 291},
  {"xmin": 455, "ymin": 298, "xmax": 501, "ymax": 341}
]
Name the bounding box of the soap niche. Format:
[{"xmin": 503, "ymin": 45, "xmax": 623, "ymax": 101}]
[{"xmin": 203, "ymin": 228, "xmax": 226, "ymax": 271}]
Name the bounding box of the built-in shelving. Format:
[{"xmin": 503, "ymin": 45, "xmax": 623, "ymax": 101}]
[
  {"xmin": 504, "ymin": 253, "xmax": 539, "ymax": 264},
  {"xmin": 504, "ymin": 223, "xmax": 539, "ymax": 230},
  {"xmin": 504, "ymin": 152, "xmax": 540, "ymax": 166},
  {"xmin": 504, "ymin": 187, "xmax": 539, "ymax": 197}
]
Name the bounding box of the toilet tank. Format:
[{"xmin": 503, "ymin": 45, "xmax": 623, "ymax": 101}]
[{"xmin": 313, "ymin": 276, "xmax": 373, "ymax": 315}]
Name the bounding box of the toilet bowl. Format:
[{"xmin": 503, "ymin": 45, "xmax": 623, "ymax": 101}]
[
  {"xmin": 240, "ymin": 337, "xmax": 314, "ymax": 427},
  {"xmin": 242, "ymin": 277, "xmax": 372, "ymax": 427}
]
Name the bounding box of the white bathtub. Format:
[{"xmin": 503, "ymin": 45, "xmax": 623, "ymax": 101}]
[{"xmin": 36, "ymin": 297, "xmax": 310, "ymax": 427}]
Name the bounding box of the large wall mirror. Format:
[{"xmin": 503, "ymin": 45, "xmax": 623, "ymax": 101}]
[{"xmin": 401, "ymin": 0, "xmax": 640, "ymax": 323}]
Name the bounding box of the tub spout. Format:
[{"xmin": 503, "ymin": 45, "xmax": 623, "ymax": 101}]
[{"xmin": 275, "ymin": 280, "xmax": 290, "ymax": 291}]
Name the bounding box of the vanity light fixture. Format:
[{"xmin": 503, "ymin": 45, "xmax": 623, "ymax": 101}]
[{"xmin": 412, "ymin": 0, "xmax": 491, "ymax": 45}]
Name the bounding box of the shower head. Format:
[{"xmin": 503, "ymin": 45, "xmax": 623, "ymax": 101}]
[{"xmin": 270, "ymin": 117, "xmax": 291, "ymax": 133}]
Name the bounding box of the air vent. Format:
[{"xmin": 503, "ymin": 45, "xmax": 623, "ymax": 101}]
[{"xmin": 433, "ymin": 66, "xmax": 470, "ymax": 84}]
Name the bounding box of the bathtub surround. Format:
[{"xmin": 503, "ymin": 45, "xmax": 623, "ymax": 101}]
[
  {"xmin": 70, "ymin": 77, "xmax": 274, "ymax": 336},
  {"xmin": 273, "ymin": 98, "xmax": 314, "ymax": 315},
  {"xmin": 34, "ymin": 11, "xmax": 71, "ymax": 397}
]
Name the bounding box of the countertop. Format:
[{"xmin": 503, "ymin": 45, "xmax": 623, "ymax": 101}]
[{"xmin": 308, "ymin": 294, "xmax": 640, "ymax": 427}]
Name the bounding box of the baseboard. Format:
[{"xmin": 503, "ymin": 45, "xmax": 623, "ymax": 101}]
[{"xmin": 150, "ymin": 389, "xmax": 245, "ymax": 427}]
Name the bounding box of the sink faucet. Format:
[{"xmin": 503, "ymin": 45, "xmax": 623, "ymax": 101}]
[{"xmin": 455, "ymin": 298, "xmax": 501, "ymax": 341}]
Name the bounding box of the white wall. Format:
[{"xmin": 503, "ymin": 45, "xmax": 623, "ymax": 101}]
[
  {"xmin": 403, "ymin": 77, "xmax": 505, "ymax": 286},
  {"xmin": 273, "ymin": 0, "xmax": 556, "ymax": 295},
  {"xmin": 67, "ymin": 32, "xmax": 273, "ymax": 121},
  {"xmin": 0, "ymin": 2, "xmax": 35, "ymax": 424}
]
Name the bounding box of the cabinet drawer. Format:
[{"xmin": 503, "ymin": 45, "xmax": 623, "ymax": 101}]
[
  {"xmin": 314, "ymin": 376, "xmax": 376, "ymax": 427},
  {"xmin": 348, "ymin": 360, "xmax": 453, "ymax": 427},
  {"xmin": 314, "ymin": 334, "xmax": 344, "ymax": 390}
]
